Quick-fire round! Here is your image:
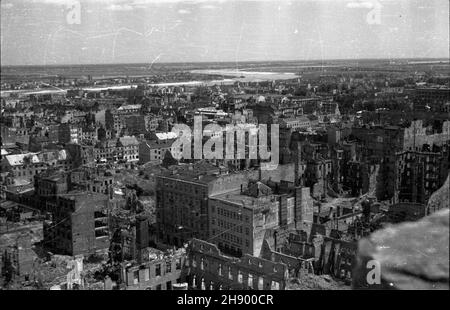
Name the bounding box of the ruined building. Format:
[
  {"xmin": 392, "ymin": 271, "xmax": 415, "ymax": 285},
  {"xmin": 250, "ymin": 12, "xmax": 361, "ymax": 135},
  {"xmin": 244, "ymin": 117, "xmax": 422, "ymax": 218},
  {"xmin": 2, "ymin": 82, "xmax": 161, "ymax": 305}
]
[
  {"xmin": 394, "ymin": 145, "xmax": 449, "ymax": 205},
  {"xmin": 184, "ymin": 238, "xmax": 289, "ymax": 290},
  {"xmin": 43, "ymin": 192, "xmax": 110, "ymax": 256},
  {"xmin": 119, "ymin": 248, "xmax": 186, "ymax": 290}
]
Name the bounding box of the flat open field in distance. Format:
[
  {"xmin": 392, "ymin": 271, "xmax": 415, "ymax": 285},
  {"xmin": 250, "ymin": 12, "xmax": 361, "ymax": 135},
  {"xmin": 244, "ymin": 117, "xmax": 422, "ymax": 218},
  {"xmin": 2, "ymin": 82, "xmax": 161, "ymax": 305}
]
[{"xmin": 1, "ymin": 58, "xmax": 448, "ymax": 83}]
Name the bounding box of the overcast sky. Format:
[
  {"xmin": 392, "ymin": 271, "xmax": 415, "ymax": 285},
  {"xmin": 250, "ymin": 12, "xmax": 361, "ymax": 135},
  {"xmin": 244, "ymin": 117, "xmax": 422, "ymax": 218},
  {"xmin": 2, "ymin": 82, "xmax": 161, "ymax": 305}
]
[{"xmin": 1, "ymin": 0, "xmax": 448, "ymax": 66}]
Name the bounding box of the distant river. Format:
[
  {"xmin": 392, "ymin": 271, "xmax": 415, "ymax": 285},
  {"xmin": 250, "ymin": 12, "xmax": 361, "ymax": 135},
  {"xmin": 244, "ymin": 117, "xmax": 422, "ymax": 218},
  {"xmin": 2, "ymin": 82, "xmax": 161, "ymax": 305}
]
[
  {"xmin": 0, "ymin": 69, "xmax": 298, "ymax": 96},
  {"xmin": 190, "ymin": 69, "xmax": 298, "ymax": 82}
]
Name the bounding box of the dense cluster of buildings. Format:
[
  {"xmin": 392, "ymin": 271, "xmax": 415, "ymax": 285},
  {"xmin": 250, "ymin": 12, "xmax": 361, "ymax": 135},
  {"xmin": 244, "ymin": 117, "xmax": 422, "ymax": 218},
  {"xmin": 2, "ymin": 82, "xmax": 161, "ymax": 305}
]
[{"xmin": 1, "ymin": 66, "xmax": 449, "ymax": 290}]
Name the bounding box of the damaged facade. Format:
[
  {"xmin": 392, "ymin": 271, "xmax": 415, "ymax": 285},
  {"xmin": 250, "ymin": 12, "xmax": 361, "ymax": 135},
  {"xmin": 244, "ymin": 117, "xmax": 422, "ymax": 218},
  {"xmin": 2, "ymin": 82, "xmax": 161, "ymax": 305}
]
[{"xmin": 184, "ymin": 239, "xmax": 289, "ymax": 290}]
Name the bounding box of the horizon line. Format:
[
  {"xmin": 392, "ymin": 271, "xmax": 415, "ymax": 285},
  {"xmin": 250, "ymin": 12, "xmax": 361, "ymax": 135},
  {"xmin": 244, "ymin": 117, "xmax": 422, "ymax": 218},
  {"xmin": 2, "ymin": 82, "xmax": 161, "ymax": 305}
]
[{"xmin": 1, "ymin": 56, "xmax": 449, "ymax": 69}]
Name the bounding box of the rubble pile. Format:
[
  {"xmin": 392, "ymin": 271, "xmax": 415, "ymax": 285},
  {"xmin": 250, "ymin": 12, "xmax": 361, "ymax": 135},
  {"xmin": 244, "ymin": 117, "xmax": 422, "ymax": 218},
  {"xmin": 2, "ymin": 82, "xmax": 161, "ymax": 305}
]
[{"xmin": 286, "ymin": 274, "xmax": 349, "ymax": 290}]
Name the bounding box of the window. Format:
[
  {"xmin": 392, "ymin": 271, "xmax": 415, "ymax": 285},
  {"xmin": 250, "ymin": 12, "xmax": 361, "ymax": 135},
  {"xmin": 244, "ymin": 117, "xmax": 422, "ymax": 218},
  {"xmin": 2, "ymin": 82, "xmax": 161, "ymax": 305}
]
[
  {"xmin": 218, "ymin": 264, "xmax": 223, "ymax": 276},
  {"xmin": 237, "ymin": 270, "xmax": 243, "ymax": 283},
  {"xmin": 176, "ymin": 258, "xmax": 182, "ymax": 270},
  {"xmin": 166, "ymin": 281, "xmax": 172, "ymax": 290},
  {"xmin": 166, "ymin": 261, "xmax": 172, "ymax": 273},
  {"xmin": 248, "ymin": 274, "xmax": 254, "ymax": 288},
  {"xmin": 271, "ymin": 281, "xmax": 280, "ymax": 290},
  {"xmin": 155, "ymin": 264, "xmax": 161, "ymax": 276},
  {"xmin": 133, "ymin": 270, "xmax": 139, "ymax": 285},
  {"xmin": 258, "ymin": 277, "xmax": 264, "ymax": 290},
  {"xmin": 156, "ymin": 284, "xmax": 162, "ymax": 290}
]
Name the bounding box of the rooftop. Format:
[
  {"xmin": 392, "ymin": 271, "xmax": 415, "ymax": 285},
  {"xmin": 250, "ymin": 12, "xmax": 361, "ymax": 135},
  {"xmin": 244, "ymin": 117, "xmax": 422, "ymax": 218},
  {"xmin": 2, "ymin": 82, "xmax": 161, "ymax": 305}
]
[
  {"xmin": 211, "ymin": 189, "xmax": 277, "ymax": 210},
  {"xmin": 155, "ymin": 132, "xmax": 178, "ymax": 140},
  {"xmin": 159, "ymin": 162, "xmax": 230, "ymax": 184},
  {"xmin": 119, "ymin": 136, "xmax": 139, "ymax": 146},
  {"xmin": 117, "ymin": 104, "xmax": 141, "ymax": 111},
  {"xmin": 5, "ymin": 153, "xmax": 40, "ymax": 166},
  {"xmin": 146, "ymin": 139, "xmax": 174, "ymax": 149},
  {"xmin": 60, "ymin": 190, "xmax": 108, "ymax": 203}
]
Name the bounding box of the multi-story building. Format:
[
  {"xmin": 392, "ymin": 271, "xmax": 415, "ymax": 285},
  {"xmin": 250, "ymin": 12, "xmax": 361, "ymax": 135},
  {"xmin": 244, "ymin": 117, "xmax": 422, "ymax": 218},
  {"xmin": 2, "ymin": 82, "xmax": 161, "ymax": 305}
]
[
  {"xmin": 1, "ymin": 153, "xmax": 43, "ymax": 186},
  {"xmin": 105, "ymin": 105, "xmax": 142, "ymax": 137},
  {"xmin": 278, "ymin": 116, "xmax": 311, "ymax": 131},
  {"xmin": 123, "ymin": 113, "xmax": 162, "ymax": 135},
  {"xmin": 0, "ymin": 125, "xmax": 31, "ymax": 146},
  {"xmin": 139, "ymin": 139, "xmax": 175, "ymax": 165},
  {"xmin": 58, "ymin": 123, "xmax": 81, "ymax": 144},
  {"xmin": 90, "ymin": 136, "xmax": 139, "ymax": 163},
  {"xmin": 117, "ymin": 136, "xmax": 139, "ymax": 162},
  {"xmin": 352, "ymin": 120, "xmax": 450, "ymax": 158},
  {"xmin": 395, "ymin": 146, "xmax": 449, "ymax": 205},
  {"xmin": 300, "ymin": 142, "xmax": 333, "ymax": 198},
  {"xmin": 43, "ymin": 191, "xmax": 110, "ymax": 256},
  {"xmin": 69, "ymin": 168, "xmax": 115, "ymax": 195},
  {"xmin": 402, "ymin": 120, "xmax": 450, "ymax": 150},
  {"xmin": 93, "ymin": 140, "xmax": 118, "ymax": 163},
  {"xmin": 59, "ymin": 110, "xmax": 88, "ymax": 124},
  {"xmin": 352, "ymin": 120, "xmax": 450, "ymax": 200},
  {"xmin": 185, "ymin": 238, "xmax": 288, "ymax": 290},
  {"xmin": 155, "ymin": 163, "xmax": 250, "ymax": 247},
  {"xmin": 80, "ymin": 125, "xmax": 98, "ymax": 144},
  {"xmin": 208, "ymin": 182, "xmax": 280, "ymax": 257},
  {"xmin": 35, "ymin": 170, "xmax": 68, "ymax": 212},
  {"xmin": 414, "ymin": 86, "xmax": 450, "ymax": 112},
  {"xmin": 124, "ymin": 115, "xmax": 146, "ymax": 136},
  {"xmin": 1, "ymin": 150, "xmax": 71, "ymax": 186},
  {"xmin": 156, "ymin": 160, "xmax": 315, "ymax": 257},
  {"xmin": 120, "ymin": 249, "xmax": 186, "ymax": 290},
  {"xmin": 65, "ymin": 143, "xmax": 95, "ymax": 168}
]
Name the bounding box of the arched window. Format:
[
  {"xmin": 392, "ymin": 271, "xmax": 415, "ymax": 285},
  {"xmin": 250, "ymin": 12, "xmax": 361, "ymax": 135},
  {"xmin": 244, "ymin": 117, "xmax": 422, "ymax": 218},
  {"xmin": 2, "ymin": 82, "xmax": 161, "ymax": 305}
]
[
  {"xmin": 201, "ymin": 278, "xmax": 206, "ymax": 290},
  {"xmin": 228, "ymin": 266, "xmax": 233, "ymax": 280},
  {"xmin": 258, "ymin": 276, "xmax": 264, "ymax": 290},
  {"xmin": 248, "ymin": 274, "xmax": 254, "ymax": 288}
]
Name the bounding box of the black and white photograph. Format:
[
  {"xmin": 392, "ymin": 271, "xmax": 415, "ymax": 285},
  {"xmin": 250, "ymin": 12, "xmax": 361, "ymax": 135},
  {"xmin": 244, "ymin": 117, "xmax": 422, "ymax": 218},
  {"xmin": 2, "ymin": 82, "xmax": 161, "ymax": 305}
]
[{"xmin": 0, "ymin": 0, "xmax": 449, "ymax": 297}]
